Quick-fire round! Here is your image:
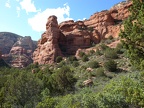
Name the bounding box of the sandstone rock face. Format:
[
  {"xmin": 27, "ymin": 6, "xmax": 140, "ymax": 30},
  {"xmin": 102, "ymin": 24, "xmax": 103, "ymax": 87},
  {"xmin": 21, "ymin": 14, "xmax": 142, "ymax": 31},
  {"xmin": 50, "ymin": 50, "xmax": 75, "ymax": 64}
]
[
  {"xmin": 33, "ymin": 1, "xmax": 132, "ymax": 65},
  {"xmin": 33, "ymin": 16, "xmax": 63, "ymax": 64},
  {"xmin": 84, "ymin": 1, "xmax": 132, "ymax": 39},
  {"xmin": 9, "ymin": 46, "xmax": 33, "ymax": 68},
  {"xmin": 0, "ymin": 32, "xmax": 21, "ymax": 54},
  {"xmin": 59, "ymin": 20, "xmax": 92, "ymax": 55},
  {"xmin": 0, "ymin": 32, "xmax": 37, "ymax": 68}
]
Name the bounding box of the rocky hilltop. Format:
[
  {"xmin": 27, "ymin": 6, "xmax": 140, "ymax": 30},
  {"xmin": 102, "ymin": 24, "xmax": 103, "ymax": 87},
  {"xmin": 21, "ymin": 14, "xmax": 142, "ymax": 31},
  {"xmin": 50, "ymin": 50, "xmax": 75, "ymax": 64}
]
[
  {"xmin": 33, "ymin": 1, "xmax": 132, "ymax": 64},
  {"xmin": 33, "ymin": 1, "xmax": 132, "ymax": 65},
  {"xmin": 0, "ymin": 32, "xmax": 37, "ymax": 68}
]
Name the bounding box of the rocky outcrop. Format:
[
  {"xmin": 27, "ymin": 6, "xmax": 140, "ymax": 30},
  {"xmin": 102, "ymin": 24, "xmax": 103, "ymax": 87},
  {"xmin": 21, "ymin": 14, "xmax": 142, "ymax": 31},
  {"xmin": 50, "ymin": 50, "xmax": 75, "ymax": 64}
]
[
  {"xmin": 33, "ymin": 16, "xmax": 63, "ymax": 64},
  {"xmin": 0, "ymin": 32, "xmax": 37, "ymax": 68},
  {"xmin": 84, "ymin": 1, "xmax": 132, "ymax": 39},
  {"xmin": 59, "ymin": 20, "xmax": 92, "ymax": 55},
  {"xmin": 33, "ymin": 1, "xmax": 132, "ymax": 65}
]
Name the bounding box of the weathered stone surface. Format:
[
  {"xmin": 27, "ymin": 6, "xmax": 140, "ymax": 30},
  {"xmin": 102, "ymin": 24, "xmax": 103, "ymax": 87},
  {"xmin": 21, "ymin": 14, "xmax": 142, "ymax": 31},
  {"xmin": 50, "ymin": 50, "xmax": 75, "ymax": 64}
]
[
  {"xmin": 33, "ymin": 16, "xmax": 63, "ymax": 64},
  {"xmin": 59, "ymin": 20, "xmax": 92, "ymax": 55},
  {"xmin": 84, "ymin": 1, "xmax": 132, "ymax": 39},
  {"xmin": 33, "ymin": 1, "xmax": 132, "ymax": 64},
  {"xmin": 0, "ymin": 32, "xmax": 37, "ymax": 68}
]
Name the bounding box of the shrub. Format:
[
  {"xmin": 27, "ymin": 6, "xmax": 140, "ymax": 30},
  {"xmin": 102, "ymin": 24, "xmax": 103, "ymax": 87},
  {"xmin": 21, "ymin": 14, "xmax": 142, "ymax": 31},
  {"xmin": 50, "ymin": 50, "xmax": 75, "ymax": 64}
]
[
  {"xmin": 57, "ymin": 61, "xmax": 66, "ymax": 68},
  {"xmin": 69, "ymin": 56, "xmax": 77, "ymax": 62},
  {"xmin": 100, "ymin": 43, "xmax": 109, "ymax": 50},
  {"xmin": 88, "ymin": 61, "xmax": 99, "ymax": 68},
  {"xmin": 56, "ymin": 56, "xmax": 63, "ymax": 63},
  {"xmin": 79, "ymin": 51, "xmax": 85, "ymax": 57},
  {"xmin": 104, "ymin": 48, "xmax": 118, "ymax": 59},
  {"xmin": 72, "ymin": 61, "xmax": 79, "ymax": 67},
  {"xmin": 108, "ymin": 35, "xmax": 113, "ymax": 40},
  {"xmin": 95, "ymin": 49, "xmax": 102, "ymax": 56},
  {"xmin": 104, "ymin": 60, "xmax": 117, "ymax": 72},
  {"xmin": 115, "ymin": 43, "xmax": 124, "ymax": 54},
  {"xmin": 82, "ymin": 55, "xmax": 89, "ymax": 62},
  {"xmin": 96, "ymin": 68, "xmax": 105, "ymax": 77},
  {"xmin": 89, "ymin": 50, "xmax": 95, "ymax": 55}
]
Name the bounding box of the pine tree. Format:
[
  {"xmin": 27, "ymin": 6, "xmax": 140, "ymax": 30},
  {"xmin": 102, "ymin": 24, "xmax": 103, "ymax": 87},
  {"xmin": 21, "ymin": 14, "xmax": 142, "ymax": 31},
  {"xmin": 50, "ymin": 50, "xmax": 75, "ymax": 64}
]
[{"xmin": 120, "ymin": 0, "xmax": 144, "ymax": 70}]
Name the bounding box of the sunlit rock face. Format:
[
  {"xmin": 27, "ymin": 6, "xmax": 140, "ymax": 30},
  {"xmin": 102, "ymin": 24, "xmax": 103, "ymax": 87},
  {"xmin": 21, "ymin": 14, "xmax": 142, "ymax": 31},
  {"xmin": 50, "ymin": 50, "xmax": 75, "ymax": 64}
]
[
  {"xmin": 84, "ymin": 1, "xmax": 132, "ymax": 39},
  {"xmin": 0, "ymin": 32, "xmax": 37, "ymax": 68},
  {"xmin": 33, "ymin": 16, "xmax": 63, "ymax": 64},
  {"xmin": 33, "ymin": 1, "xmax": 132, "ymax": 65}
]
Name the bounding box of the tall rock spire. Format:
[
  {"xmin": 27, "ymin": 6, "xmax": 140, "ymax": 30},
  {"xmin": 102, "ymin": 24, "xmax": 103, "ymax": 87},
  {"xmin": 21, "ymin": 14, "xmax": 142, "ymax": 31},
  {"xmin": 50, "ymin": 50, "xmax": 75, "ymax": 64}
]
[{"xmin": 33, "ymin": 15, "xmax": 63, "ymax": 64}]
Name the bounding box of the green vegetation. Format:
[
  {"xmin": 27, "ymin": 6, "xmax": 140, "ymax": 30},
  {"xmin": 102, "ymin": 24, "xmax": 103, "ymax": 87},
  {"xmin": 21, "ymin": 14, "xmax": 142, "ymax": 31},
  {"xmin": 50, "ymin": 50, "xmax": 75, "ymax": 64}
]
[
  {"xmin": 0, "ymin": 0, "xmax": 144, "ymax": 107},
  {"xmin": 56, "ymin": 56, "xmax": 63, "ymax": 63},
  {"xmin": 104, "ymin": 60, "xmax": 117, "ymax": 72},
  {"xmin": 120, "ymin": 0, "xmax": 144, "ymax": 70}
]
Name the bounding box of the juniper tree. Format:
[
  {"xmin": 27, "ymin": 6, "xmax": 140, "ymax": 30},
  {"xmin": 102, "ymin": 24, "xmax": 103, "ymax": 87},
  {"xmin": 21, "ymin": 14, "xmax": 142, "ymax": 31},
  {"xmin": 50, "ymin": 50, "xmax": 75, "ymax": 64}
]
[{"xmin": 120, "ymin": 0, "xmax": 144, "ymax": 70}]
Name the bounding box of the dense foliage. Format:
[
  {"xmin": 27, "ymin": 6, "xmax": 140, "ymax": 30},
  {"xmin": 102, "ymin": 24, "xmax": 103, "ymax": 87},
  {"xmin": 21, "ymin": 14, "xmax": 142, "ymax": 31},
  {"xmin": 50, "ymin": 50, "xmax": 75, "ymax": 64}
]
[
  {"xmin": 120, "ymin": 0, "xmax": 144, "ymax": 70},
  {"xmin": 0, "ymin": 0, "xmax": 144, "ymax": 107}
]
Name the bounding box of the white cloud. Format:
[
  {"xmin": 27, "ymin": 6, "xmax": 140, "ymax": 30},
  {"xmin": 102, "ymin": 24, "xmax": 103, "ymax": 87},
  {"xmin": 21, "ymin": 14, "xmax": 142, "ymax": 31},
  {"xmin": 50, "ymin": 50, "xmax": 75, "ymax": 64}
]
[
  {"xmin": 77, "ymin": 18, "xmax": 87, "ymax": 21},
  {"xmin": 20, "ymin": 0, "xmax": 37, "ymax": 14},
  {"xmin": 28, "ymin": 3, "xmax": 73, "ymax": 32},
  {"xmin": 16, "ymin": 7, "xmax": 21, "ymax": 17},
  {"xmin": 5, "ymin": 0, "xmax": 11, "ymax": 8}
]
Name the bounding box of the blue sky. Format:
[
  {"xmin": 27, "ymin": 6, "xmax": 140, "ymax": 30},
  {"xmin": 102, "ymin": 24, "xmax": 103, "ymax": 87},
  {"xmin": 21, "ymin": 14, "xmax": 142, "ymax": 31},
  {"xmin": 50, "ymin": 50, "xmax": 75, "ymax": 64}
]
[{"xmin": 0, "ymin": 0, "xmax": 124, "ymax": 41}]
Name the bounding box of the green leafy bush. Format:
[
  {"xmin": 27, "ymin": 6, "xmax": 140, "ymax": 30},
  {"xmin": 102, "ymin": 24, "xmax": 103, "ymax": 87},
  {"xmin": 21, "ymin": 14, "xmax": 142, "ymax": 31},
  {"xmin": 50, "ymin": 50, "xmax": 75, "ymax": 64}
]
[
  {"xmin": 79, "ymin": 51, "xmax": 86, "ymax": 57},
  {"xmin": 95, "ymin": 49, "xmax": 102, "ymax": 56},
  {"xmin": 72, "ymin": 61, "xmax": 79, "ymax": 67},
  {"xmin": 104, "ymin": 48, "xmax": 118, "ymax": 59},
  {"xmin": 82, "ymin": 55, "xmax": 89, "ymax": 62},
  {"xmin": 89, "ymin": 50, "xmax": 95, "ymax": 55},
  {"xmin": 104, "ymin": 60, "xmax": 117, "ymax": 72},
  {"xmin": 69, "ymin": 56, "xmax": 77, "ymax": 62},
  {"xmin": 88, "ymin": 61, "xmax": 99, "ymax": 68},
  {"xmin": 96, "ymin": 68, "xmax": 105, "ymax": 77},
  {"xmin": 56, "ymin": 56, "xmax": 63, "ymax": 63},
  {"xmin": 100, "ymin": 43, "xmax": 109, "ymax": 50}
]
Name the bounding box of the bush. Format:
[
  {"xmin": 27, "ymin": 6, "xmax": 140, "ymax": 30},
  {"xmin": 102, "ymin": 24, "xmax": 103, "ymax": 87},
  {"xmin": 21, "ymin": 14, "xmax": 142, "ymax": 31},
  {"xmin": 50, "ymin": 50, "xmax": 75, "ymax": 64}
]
[
  {"xmin": 104, "ymin": 48, "xmax": 118, "ymax": 59},
  {"xmin": 56, "ymin": 56, "xmax": 63, "ymax": 63},
  {"xmin": 57, "ymin": 61, "xmax": 66, "ymax": 68},
  {"xmin": 89, "ymin": 50, "xmax": 95, "ymax": 55},
  {"xmin": 115, "ymin": 43, "xmax": 124, "ymax": 54},
  {"xmin": 95, "ymin": 49, "xmax": 102, "ymax": 56},
  {"xmin": 88, "ymin": 61, "xmax": 99, "ymax": 68},
  {"xmin": 96, "ymin": 68, "xmax": 105, "ymax": 77},
  {"xmin": 100, "ymin": 43, "xmax": 109, "ymax": 50},
  {"xmin": 72, "ymin": 61, "xmax": 79, "ymax": 67},
  {"xmin": 104, "ymin": 60, "xmax": 117, "ymax": 72},
  {"xmin": 50, "ymin": 66, "xmax": 76, "ymax": 94},
  {"xmin": 108, "ymin": 35, "xmax": 113, "ymax": 40},
  {"xmin": 79, "ymin": 51, "xmax": 86, "ymax": 57},
  {"xmin": 69, "ymin": 56, "xmax": 77, "ymax": 62},
  {"xmin": 82, "ymin": 55, "xmax": 89, "ymax": 62}
]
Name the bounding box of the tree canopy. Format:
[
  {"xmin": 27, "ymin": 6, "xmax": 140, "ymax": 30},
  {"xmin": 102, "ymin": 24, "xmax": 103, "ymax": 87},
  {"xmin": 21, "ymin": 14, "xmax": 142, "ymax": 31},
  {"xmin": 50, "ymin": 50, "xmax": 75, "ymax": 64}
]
[{"xmin": 120, "ymin": 0, "xmax": 144, "ymax": 70}]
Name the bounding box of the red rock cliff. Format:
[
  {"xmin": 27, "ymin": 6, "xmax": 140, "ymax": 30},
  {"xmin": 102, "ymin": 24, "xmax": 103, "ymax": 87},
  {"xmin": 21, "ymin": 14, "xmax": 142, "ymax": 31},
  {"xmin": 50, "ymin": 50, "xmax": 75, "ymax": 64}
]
[
  {"xmin": 33, "ymin": 16, "xmax": 63, "ymax": 64},
  {"xmin": 84, "ymin": 1, "xmax": 132, "ymax": 39},
  {"xmin": 33, "ymin": 1, "xmax": 132, "ymax": 65}
]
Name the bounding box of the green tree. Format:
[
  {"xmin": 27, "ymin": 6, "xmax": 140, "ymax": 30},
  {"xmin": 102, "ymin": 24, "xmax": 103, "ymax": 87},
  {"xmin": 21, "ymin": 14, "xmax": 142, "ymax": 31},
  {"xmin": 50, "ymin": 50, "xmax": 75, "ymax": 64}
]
[
  {"xmin": 4, "ymin": 71, "xmax": 43, "ymax": 107},
  {"xmin": 120, "ymin": 0, "xmax": 144, "ymax": 70},
  {"xmin": 104, "ymin": 60, "xmax": 117, "ymax": 72},
  {"xmin": 49, "ymin": 66, "xmax": 76, "ymax": 94}
]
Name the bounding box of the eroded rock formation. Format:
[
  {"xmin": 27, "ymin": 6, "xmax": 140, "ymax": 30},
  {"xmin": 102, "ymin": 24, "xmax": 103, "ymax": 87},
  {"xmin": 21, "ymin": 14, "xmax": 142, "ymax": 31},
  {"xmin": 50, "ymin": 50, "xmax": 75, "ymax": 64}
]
[
  {"xmin": 0, "ymin": 32, "xmax": 36, "ymax": 68},
  {"xmin": 33, "ymin": 1, "xmax": 132, "ymax": 64},
  {"xmin": 33, "ymin": 16, "xmax": 63, "ymax": 64},
  {"xmin": 59, "ymin": 20, "xmax": 92, "ymax": 55},
  {"xmin": 84, "ymin": 1, "xmax": 132, "ymax": 39}
]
